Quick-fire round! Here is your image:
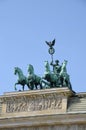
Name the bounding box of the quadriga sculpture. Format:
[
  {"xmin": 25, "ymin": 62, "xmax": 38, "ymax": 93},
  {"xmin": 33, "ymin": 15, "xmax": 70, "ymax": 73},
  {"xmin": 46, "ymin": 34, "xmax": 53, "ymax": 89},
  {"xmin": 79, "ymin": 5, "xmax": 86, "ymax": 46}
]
[{"xmin": 14, "ymin": 60, "xmax": 72, "ymax": 91}]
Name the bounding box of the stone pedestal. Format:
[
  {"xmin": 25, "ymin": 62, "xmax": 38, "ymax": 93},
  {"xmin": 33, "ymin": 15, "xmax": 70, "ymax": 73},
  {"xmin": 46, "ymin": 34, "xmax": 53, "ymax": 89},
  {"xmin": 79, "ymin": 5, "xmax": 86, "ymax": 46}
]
[{"xmin": 0, "ymin": 87, "xmax": 86, "ymax": 130}]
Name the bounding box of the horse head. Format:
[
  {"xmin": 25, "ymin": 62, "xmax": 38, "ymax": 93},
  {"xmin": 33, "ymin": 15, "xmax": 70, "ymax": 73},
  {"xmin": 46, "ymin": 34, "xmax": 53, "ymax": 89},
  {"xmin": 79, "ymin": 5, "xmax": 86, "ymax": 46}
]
[
  {"xmin": 14, "ymin": 67, "xmax": 22, "ymax": 75},
  {"xmin": 14, "ymin": 67, "xmax": 27, "ymax": 91},
  {"xmin": 43, "ymin": 61, "xmax": 54, "ymax": 86},
  {"xmin": 14, "ymin": 67, "xmax": 26, "ymax": 81},
  {"xmin": 44, "ymin": 61, "xmax": 51, "ymax": 74},
  {"xmin": 28, "ymin": 64, "xmax": 34, "ymax": 75},
  {"xmin": 62, "ymin": 60, "xmax": 67, "ymax": 68},
  {"xmin": 27, "ymin": 64, "xmax": 43, "ymax": 90}
]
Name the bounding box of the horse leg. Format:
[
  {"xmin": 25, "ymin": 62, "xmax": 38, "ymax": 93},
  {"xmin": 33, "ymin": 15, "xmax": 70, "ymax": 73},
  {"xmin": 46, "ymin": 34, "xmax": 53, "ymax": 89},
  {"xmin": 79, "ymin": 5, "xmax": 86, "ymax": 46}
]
[
  {"xmin": 35, "ymin": 84, "xmax": 38, "ymax": 89},
  {"xmin": 31, "ymin": 86, "xmax": 34, "ymax": 90},
  {"xmin": 67, "ymin": 80, "xmax": 72, "ymax": 90},
  {"xmin": 30, "ymin": 83, "xmax": 34, "ymax": 90},
  {"xmin": 27, "ymin": 84, "xmax": 31, "ymax": 90},
  {"xmin": 59, "ymin": 76, "xmax": 63, "ymax": 87},
  {"xmin": 26, "ymin": 80, "xmax": 32, "ymax": 90},
  {"xmin": 14, "ymin": 83, "xmax": 18, "ymax": 90},
  {"xmin": 39, "ymin": 84, "xmax": 43, "ymax": 89},
  {"xmin": 22, "ymin": 85, "xmax": 24, "ymax": 91},
  {"xmin": 26, "ymin": 81, "xmax": 32, "ymax": 90},
  {"xmin": 39, "ymin": 80, "xmax": 43, "ymax": 89},
  {"xmin": 63, "ymin": 77, "xmax": 67, "ymax": 86}
]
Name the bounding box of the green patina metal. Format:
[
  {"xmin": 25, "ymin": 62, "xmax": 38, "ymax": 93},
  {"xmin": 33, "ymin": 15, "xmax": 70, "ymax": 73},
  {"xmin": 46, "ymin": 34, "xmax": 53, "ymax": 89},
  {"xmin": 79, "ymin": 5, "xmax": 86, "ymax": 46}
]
[{"xmin": 14, "ymin": 39, "xmax": 72, "ymax": 91}]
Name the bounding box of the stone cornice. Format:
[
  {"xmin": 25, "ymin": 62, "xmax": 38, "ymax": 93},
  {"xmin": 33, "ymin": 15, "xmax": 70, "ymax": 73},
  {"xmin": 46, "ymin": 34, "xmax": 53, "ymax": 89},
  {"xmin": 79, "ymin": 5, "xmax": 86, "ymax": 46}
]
[
  {"xmin": 76, "ymin": 92, "xmax": 86, "ymax": 97},
  {"xmin": 0, "ymin": 87, "xmax": 74, "ymax": 99},
  {"xmin": 0, "ymin": 113, "xmax": 86, "ymax": 128}
]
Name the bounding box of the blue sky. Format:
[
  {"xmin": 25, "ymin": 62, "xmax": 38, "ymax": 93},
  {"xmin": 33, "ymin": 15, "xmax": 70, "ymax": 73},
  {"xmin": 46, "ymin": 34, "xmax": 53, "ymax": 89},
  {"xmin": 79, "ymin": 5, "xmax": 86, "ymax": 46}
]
[{"xmin": 0, "ymin": 0, "xmax": 86, "ymax": 94}]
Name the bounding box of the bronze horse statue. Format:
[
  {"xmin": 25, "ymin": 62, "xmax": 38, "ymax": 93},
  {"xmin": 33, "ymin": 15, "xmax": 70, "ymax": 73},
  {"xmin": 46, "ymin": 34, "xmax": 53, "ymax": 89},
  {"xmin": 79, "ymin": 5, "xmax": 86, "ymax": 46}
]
[
  {"xmin": 14, "ymin": 65, "xmax": 44, "ymax": 91},
  {"xmin": 59, "ymin": 60, "xmax": 72, "ymax": 89},
  {"xmin": 43, "ymin": 61, "xmax": 60, "ymax": 87},
  {"xmin": 14, "ymin": 67, "xmax": 29, "ymax": 91},
  {"xmin": 27, "ymin": 64, "xmax": 43, "ymax": 90}
]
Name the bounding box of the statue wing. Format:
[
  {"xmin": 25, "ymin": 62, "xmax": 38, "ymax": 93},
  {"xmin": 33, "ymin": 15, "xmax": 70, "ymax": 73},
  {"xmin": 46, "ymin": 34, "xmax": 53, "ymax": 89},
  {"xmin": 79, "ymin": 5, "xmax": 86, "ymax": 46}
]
[
  {"xmin": 51, "ymin": 39, "xmax": 55, "ymax": 46},
  {"xmin": 45, "ymin": 41, "xmax": 50, "ymax": 46},
  {"xmin": 45, "ymin": 39, "xmax": 55, "ymax": 47}
]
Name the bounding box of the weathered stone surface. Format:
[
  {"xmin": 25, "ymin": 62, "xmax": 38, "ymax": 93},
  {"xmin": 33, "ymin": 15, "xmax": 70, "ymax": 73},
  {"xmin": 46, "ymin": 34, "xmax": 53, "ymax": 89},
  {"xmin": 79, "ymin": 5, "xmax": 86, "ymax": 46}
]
[
  {"xmin": 68, "ymin": 97, "xmax": 86, "ymax": 112},
  {"xmin": 1, "ymin": 124, "xmax": 86, "ymax": 130},
  {"xmin": 0, "ymin": 114, "xmax": 86, "ymax": 129},
  {"xmin": 0, "ymin": 88, "xmax": 86, "ymax": 129},
  {"xmin": 0, "ymin": 87, "xmax": 73, "ymax": 117}
]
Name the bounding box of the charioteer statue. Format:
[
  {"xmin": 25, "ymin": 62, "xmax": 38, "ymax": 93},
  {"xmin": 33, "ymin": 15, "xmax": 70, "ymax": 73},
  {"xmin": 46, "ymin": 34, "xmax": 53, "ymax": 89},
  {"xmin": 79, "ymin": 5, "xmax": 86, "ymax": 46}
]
[
  {"xmin": 50, "ymin": 60, "xmax": 61, "ymax": 75},
  {"xmin": 14, "ymin": 39, "xmax": 72, "ymax": 91}
]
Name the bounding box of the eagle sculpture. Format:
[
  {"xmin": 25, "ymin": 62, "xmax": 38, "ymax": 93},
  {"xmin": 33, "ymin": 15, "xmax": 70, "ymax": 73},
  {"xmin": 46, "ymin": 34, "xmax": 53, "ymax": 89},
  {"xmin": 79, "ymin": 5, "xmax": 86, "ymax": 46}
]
[{"xmin": 45, "ymin": 39, "xmax": 55, "ymax": 48}]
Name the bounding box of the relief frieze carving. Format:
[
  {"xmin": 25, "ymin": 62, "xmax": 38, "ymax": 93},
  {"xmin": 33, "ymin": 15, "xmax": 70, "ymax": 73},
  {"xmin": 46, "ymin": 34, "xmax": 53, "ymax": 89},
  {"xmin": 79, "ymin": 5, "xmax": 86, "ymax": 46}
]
[{"xmin": 5, "ymin": 94, "xmax": 62, "ymax": 113}]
